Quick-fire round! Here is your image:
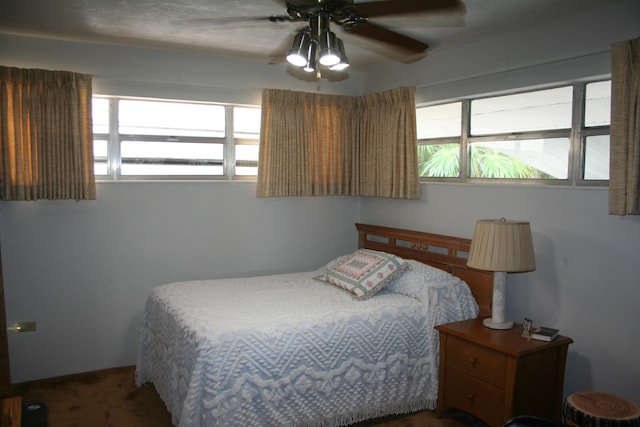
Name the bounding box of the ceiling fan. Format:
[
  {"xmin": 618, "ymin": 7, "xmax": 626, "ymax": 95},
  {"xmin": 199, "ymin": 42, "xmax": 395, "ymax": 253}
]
[{"xmin": 179, "ymin": 0, "xmax": 465, "ymax": 76}]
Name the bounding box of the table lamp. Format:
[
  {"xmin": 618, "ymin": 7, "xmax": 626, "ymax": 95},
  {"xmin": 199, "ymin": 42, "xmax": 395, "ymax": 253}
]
[{"xmin": 467, "ymin": 218, "xmax": 536, "ymax": 330}]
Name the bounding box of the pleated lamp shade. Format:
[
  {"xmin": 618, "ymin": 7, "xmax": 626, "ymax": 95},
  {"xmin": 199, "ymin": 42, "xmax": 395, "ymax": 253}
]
[
  {"xmin": 467, "ymin": 218, "xmax": 536, "ymax": 273},
  {"xmin": 467, "ymin": 218, "xmax": 536, "ymax": 329}
]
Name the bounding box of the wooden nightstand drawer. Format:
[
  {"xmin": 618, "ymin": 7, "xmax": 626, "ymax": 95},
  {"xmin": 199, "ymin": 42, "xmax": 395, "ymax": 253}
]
[
  {"xmin": 436, "ymin": 318, "xmax": 573, "ymax": 427},
  {"xmin": 444, "ymin": 368, "xmax": 505, "ymax": 427},
  {"xmin": 446, "ymin": 335, "xmax": 507, "ymax": 387}
]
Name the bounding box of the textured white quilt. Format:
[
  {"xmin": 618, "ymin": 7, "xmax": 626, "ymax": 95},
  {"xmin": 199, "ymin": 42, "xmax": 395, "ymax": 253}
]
[{"xmin": 136, "ymin": 259, "xmax": 479, "ymax": 427}]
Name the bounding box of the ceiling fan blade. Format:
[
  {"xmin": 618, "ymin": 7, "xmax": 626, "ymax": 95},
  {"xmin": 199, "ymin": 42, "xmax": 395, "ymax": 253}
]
[
  {"xmin": 172, "ymin": 15, "xmax": 292, "ymax": 26},
  {"xmin": 344, "ymin": 22, "xmax": 428, "ymax": 63},
  {"xmin": 354, "ymin": 0, "xmax": 465, "ymax": 18},
  {"xmin": 272, "ymin": 0, "xmax": 320, "ymax": 7}
]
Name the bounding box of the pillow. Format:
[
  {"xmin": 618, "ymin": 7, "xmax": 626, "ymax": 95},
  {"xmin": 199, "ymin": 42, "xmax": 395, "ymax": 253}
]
[
  {"xmin": 323, "ymin": 249, "xmax": 408, "ymax": 300},
  {"xmin": 382, "ymin": 260, "xmax": 465, "ymax": 301},
  {"xmin": 319, "ymin": 253, "xmax": 352, "ymax": 271}
]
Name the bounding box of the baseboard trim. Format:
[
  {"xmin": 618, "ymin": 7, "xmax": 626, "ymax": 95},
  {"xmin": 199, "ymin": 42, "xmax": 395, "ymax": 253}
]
[{"xmin": 10, "ymin": 365, "xmax": 136, "ymax": 392}]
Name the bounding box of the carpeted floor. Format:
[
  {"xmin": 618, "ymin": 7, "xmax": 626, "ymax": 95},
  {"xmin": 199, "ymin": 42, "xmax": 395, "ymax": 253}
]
[{"xmin": 9, "ymin": 366, "xmax": 488, "ymax": 427}]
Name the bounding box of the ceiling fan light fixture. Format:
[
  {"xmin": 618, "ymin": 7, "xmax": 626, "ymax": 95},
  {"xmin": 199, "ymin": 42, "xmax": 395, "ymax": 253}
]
[
  {"xmin": 329, "ymin": 39, "xmax": 349, "ymax": 70},
  {"xmin": 329, "ymin": 60, "xmax": 349, "ymax": 71},
  {"xmin": 318, "ymin": 31, "xmax": 341, "ymax": 66},
  {"xmin": 303, "ymin": 41, "xmax": 318, "ymax": 73},
  {"xmin": 286, "ymin": 31, "xmax": 311, "ymax": 67}
]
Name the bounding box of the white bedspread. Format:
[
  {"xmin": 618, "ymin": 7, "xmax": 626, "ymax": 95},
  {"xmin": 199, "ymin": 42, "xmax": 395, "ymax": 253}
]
[{"xmin": 136, "ymin": 260, "xmax": 479, "ymax": 427}]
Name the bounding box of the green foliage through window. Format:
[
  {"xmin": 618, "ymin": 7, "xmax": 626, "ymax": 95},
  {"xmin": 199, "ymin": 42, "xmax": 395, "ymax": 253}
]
[
  {"xmin": 419, "ymin": 145, "xmax": 539, "ymax": 179},
  {"xmin": 418, "ymin": 145, "xmax": 459, "ymax": 177}
]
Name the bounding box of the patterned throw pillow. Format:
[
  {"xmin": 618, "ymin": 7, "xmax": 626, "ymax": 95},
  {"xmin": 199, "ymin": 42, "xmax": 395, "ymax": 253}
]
[{"xmin": 325, "ymin": 249, "xmax": 408, "ymax": 300}]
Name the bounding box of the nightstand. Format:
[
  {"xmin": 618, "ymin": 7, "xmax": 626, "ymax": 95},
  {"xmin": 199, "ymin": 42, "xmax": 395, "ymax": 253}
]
[
  {"xmin": 435, "ymin": 318, "xmax": 573, "ymax": 427},
  {"xmin": 0, "ymin": 396, "xmax": 21, "ymax": 427}
]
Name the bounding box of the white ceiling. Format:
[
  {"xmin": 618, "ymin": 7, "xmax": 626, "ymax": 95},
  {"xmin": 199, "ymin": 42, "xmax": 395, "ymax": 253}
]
[{"xmin": 0, "ymin": 0, "xmax": 616, "ymax": 72}]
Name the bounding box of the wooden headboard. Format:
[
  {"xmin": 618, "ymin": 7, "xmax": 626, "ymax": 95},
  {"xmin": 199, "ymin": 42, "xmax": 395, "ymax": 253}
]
[{"xmin": 356, "ymin": 223, "xmax": 494, "ymax": 319}]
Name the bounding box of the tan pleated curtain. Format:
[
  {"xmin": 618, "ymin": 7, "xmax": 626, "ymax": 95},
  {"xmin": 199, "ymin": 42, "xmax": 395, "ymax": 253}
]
[
  {"xmin": 257, "ymin": 89, "xmax": 359, "ymax": 197},
  {"xmin": 257, "ymin": 86, "xmax": 420, "ymax": 199},
  {"xmin": 0, "ymin": 66, "xmax": 96, "ymax": 200},
  {"xmin": 609, "ymin": 36, "xmax": 640, "ymax": 215},
  {"xmin": 357, "ymin": 87, "xmax": 420, "ymax": 199}
]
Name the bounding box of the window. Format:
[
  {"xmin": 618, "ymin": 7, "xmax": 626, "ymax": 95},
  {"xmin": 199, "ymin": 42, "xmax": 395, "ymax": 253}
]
[
  {"xmin": 233, "ymin": 106, "xmax": 261, "ymax": 176},
  {"xmin": 416, "ymin": 101, "xmax": 462, "ymax": 178},
  {"xmin": 94, "ymin": 83, "xmax": 609, "ymax": 184},
  {"xmin": 583, "ymin": 81, "xmax": 611, "ymax": 180},
  {"xmin": 92, "ymin": 97, "xmax": 260, "ymax": 180},
  {"xmin": 470, "ymin": 86, "xmax": 573, "ymax": 135},
  {"xmin": 416, "ymin": 81, "xmax": 611, "ymax": 184}
]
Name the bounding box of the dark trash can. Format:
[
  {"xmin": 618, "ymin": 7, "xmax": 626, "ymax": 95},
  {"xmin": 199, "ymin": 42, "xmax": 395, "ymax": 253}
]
[{"xmin": 21, "ymin": 401, "xmax": 47, "ymax": 427}]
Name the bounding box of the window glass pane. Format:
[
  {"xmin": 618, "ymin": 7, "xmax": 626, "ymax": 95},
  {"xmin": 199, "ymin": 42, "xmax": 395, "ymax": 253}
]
[
  {"xmin": 584, "ymin": 135, "xmax": 609, "ymax": 180},
  {"xmin": 234, "ymin": 107, "xmax": 261, "ymax": 139},
  {"xmin": 235, "ymin": 144, "xmax": 259, "ymax": 176},
  {"xmin": 469, "ymin": 138, "xmax": 569, "ymax": 179},
  {"xmin": 416, "ymin": 102, "xmax": 461, "ymax": 139},
  {"xmin": 418, "ymin": 144, "xmax": 460, "ymax": 177},
  {"xmin": 121, "ymin": 141, "xmax": 223, "ymax": 175},
  {"xmin": 93, "ymin": 139, "xmax": 108, "ymax": 176},
  {"xmin": 92, "ymin": 98, "xmax": 109, "ymax": 134},
  {"xmin": 121, "ymin": 163, "xmax": 224, "ymax": 175},
  {"xmin": 119, "ymin": 100, "xmax": 225, "ymax": 137},
  {"xmin": 471, "ymin": 87, "xmax": 573, "ymax": 135},
  {"xmin": 93, "ymin": 139, "xmax": 108, "ymax": 158},
  {"xmin": 94, "ymin": 163, "xmax": 108, "ymax": 176},
  {"xmin": 235, "ymin": 166, "xmax": 257, "ymax": 176},
  {"xmin": 585, "ymin": 81, "xmax": 611, "ymax": 127}
]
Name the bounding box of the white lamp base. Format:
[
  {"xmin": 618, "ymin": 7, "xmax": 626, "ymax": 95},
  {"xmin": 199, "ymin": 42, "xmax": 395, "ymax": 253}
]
[
  {"xmin": 484, "ymin": 271, "xmax": 514, "ymax": 330},
  {"xmin": 483, "ymin": 318, "xmax": 514, "ymax": 330}
]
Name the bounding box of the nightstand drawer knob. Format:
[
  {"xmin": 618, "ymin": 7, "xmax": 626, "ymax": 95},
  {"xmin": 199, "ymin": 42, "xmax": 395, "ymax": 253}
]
[
  {"xmin": 467, "ymin": 394, "xmax": 475, "ymax": 401},
  {"xmin": 468, "ymin": 357, "xmax": 477, "ymax": 366}
]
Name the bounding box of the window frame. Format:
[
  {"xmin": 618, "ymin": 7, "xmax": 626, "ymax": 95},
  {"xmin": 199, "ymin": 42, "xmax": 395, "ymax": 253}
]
[
  {"xmin": 416, "ymin": 80, "xmax": 610, "ymax": 186},
  {"xmin": 93, "ymin": 96, "xmax": 260, "ymax": 181},
  {"xmin": 96, "ymin": 81, "xmax": 610, "ymax": 185}
]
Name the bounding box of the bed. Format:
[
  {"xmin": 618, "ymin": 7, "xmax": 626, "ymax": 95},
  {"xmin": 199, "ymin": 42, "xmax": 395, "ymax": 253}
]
[{"xmin": 136, "ymin": 223, "xmax": 494, "ymax": 427}]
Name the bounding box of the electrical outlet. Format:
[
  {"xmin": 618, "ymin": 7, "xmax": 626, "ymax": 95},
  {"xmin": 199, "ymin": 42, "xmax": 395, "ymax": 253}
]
[{"xmin": 7, "ymin": 321, "xmax": 37, "ymax": 333}]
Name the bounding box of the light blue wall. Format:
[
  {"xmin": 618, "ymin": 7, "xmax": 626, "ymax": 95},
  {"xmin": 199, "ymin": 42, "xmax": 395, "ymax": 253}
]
[{"xmin": 1, "ymin": 0, "xmax": 639, "ymax": 406}]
